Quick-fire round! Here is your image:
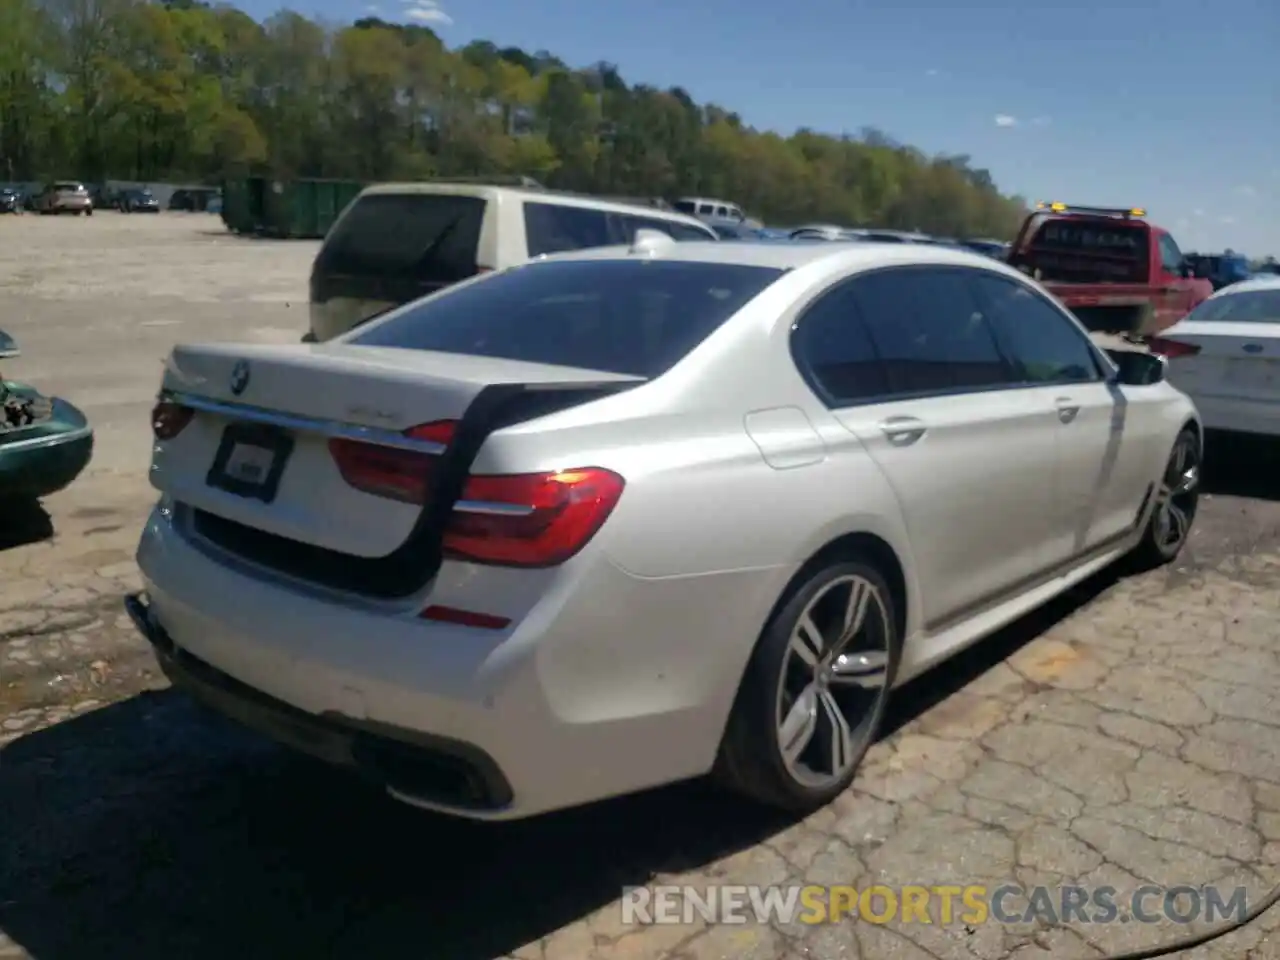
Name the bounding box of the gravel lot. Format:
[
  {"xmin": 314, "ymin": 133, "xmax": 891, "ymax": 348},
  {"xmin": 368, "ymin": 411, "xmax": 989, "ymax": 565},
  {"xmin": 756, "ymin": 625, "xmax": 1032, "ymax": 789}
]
[{"xmin": 0, "ymin": 214, "xmax": 1278, "ymax": 960}]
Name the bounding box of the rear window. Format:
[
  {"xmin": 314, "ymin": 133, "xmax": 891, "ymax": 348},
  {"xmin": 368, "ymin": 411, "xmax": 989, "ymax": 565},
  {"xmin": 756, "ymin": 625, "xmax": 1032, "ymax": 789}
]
[
  {"xmin": 1187, "ymin": 289, "xmax": 1280, "ymax": 323},
  {"xmin": 53, "ymin": 182, "xmax": 84, "ymax": 191},
  {"xmin": 1015, "ymin": 216, "xmax": 1151, "ymax": 282},
  {"xmin": 523, "ymin": 202, "xmax": 713, "ymax": 256},
  {"xmin": 349, "ymin": 259, "xmax": 783, "ymax": 378},
  {"xmin": 318, "ymin": 193, "xmax": 484, "ymax": 282}
]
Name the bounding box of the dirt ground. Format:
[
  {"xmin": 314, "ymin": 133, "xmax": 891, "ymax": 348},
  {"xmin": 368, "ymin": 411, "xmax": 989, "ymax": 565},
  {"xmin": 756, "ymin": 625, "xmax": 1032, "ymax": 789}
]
[{"xmin": 0, "ymin": 213, "xmax": 1278, "ymax": 960}]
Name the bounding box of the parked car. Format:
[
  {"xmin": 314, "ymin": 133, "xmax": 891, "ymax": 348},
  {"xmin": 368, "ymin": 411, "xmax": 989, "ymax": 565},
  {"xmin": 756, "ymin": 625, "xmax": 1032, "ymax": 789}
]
[
  {"xmin": 33, "ymin": 181, "xmax": 93, "ymax": 216},
  {"xmin": 0, "ymin": 188, "xmax": 19, "ymax": 214},
  {"xmin": 788, "ymin": 225, "xmax": 860, "ymax": 241},
  {"xmin": 1006, "ymin": 201, "xmax": 1212, "ymax": 338},
  {"xmin": 127, "ymin": 238, "xmax": 1200, "ymax": 821},
  {"xmin": 307, "ymin": 182, "xmax": 719, "ymax": 342},
  {"xmin": 1153, "ymin": 275, "xmax": 1280, "ymax": 438},
  {"xmin": 672, "ymin": 196, "xmax": 747, "ymax": 222},
  {"xmin": 169, "ymin": 187, "xmax": 220, "ymax": 212},
  {"xmin": 959, "ymin": 239, "xmax": 1010, "ymax": 259},
  {"xmin": 0, "ymin": 330, "xmax": 93, "ymax": 503},
  {"xmin": 119, "ymin": 188, "xmax": 160, "ymax": 213}
]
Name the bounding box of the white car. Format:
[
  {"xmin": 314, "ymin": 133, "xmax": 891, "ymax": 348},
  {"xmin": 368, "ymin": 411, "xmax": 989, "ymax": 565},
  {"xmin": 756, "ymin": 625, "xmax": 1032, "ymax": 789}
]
[
  {"xmin": 308, "ymin": 182, "xmax": 718, "ymax": 342},
  {"xmin": 1152, "ymin": 275, "xmax": 1280, "ymax": 437},
  {"xmin": 128, "ymin": 236, "xmax": 1202, "ymax": 821}
]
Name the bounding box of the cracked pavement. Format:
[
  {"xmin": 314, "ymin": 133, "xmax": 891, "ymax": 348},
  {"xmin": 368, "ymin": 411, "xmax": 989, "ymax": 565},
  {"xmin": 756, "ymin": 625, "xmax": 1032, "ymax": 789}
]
[{"xmin": 1, "ymin": 216, "xmax": 1278, "ymax": 960}]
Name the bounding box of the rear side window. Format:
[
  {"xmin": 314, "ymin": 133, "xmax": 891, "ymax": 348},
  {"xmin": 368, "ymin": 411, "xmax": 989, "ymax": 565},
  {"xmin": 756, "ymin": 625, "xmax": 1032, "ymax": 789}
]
[
  {"xmin": 673, "ymin": 200, "xmax": 697, "ymax": 215},
  {"xmin": 850, "ymin": 267, "xmax": 1013, "ymax": 394},
  {"xmin": 793, "ymin": 283, "xmax": 890, "ymax": 404},
  {"xmin": 969, "ymin": 273, "xmax": 1101, "ymax": 383},
  {"xmin": 524, "ymin": 202, "xmax": 612, "ymax": 256},
  {"xmin": 318, "ymin": 193, "xmax": 484, "ymax": 282},
  {"xmin": 1186, "ymin": 289, "xmax": 1280, "ymax": 323},
  {"xmin": 349, "ymin": 259, "xmax": 782, "ymax": 378}
]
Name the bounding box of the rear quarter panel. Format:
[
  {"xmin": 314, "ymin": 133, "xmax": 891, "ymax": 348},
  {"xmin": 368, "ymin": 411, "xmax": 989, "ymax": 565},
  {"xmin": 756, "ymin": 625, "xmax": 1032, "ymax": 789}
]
[{"xmin": 471, "ymin": 262, "xmax": 922, "ymax": 627}]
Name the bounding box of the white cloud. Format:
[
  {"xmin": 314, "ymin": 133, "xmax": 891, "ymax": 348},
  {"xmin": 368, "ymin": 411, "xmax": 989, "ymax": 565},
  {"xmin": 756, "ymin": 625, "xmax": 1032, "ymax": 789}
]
[
  {"xmin": 402, "ymin": 0, "xmax": 451, "ymax": 23},
  {"xmin": 994, "ymin": 114, "xmax": 1017, "ymax": 127},
  {"xmin": 1235, "ymin": 185, "xmax": 1257, "ymax": 197},
  {"xmin": 1192, "ymin": 208, "xmax": 1205, "ymax": 217},
  {"xmin": 365, "ymin": 3, "xmax": 381, "ymax": 11},
  {"xmin": 1030, "ymin": 115, "xmax": 1051, "ymax": 127},
  {"xmin": 925, "ymin": 68, "xmax": 940, "ymax": 77},
  {"xmin": 1220, "ymin": 216, "xmax": 1237, "ymax": 225}
]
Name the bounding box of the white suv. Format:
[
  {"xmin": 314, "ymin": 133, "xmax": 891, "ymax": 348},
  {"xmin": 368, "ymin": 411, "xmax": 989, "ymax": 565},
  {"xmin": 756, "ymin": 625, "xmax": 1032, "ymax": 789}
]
[{"xmin": 308, "ymin": 183, "xmax": 719, "ymax": 342}]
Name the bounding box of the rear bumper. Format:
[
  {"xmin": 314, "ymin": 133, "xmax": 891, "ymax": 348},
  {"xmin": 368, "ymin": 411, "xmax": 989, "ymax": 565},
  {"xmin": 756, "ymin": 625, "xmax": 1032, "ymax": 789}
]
[
  {"xmin": 0, "ymin": 397, "xmax": 94, "ymax": 497},
  {"xmin": 1188, "ymin": 394, "xmax": 1280, "ymax": 438},
  {"xmin": 132, "ymin": 503, "xmax": 772, "ymax": 819},
  {"xmin": 125, "ymin": 591, "xmax": 514, "ymax": 809}
]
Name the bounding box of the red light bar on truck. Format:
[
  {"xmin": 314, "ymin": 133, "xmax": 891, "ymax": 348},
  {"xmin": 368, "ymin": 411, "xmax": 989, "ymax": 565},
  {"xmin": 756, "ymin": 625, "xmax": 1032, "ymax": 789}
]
[{"xmin": 1034, "ymin": 201, "xmax": 1147, "ymax": 219}]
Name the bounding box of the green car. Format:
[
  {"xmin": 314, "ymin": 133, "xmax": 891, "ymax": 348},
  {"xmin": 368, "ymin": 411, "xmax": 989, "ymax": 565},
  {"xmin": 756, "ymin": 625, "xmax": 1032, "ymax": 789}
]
[{"xmin": 0, "ymin": 329, "xmax": 93, "ymax": 502}]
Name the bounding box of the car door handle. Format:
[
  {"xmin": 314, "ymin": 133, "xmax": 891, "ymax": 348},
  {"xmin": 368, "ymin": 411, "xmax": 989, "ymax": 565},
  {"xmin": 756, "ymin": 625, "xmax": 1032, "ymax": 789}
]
[
  {"xmin": 879, "ymin": 416, "xmax": 927, "ymax": 446},
  {"xmin": 1055, "ymin": 398, "xmax": 1080, "ymax": 423}
]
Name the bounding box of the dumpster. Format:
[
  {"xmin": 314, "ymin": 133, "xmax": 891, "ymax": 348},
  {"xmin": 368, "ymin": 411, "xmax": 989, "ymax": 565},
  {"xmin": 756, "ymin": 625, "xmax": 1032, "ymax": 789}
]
[{"xmin": 221, "ymin": 177, "xmax": 366, "ymax": 238}]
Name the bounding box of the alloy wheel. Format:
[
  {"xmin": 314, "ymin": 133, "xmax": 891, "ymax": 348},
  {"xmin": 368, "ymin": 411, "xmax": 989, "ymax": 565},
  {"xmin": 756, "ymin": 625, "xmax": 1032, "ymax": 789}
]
[
  {"xmin": 775, "ymin": 574, "xmax": 893, "ymax": 789},
  {"xmin": 1152, "ymin": 432, "xmax": 1200, "ymax": 554}
]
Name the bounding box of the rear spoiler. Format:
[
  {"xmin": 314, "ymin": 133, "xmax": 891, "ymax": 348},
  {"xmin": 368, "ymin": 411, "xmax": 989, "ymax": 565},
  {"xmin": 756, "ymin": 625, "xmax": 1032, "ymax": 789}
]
[{"xmin": 357, "ymin": 379, "xmax": 642, "ymax": 598}]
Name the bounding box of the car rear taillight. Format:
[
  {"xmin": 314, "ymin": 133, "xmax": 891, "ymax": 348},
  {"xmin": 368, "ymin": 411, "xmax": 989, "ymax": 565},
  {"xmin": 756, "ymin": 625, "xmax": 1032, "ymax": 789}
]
[
  {"xmin": 329, "ymin": 423, "xmax": 625, "ymax": 566},
  {"xmin": 152, "ymin": 399, "xmax": 193, "ymax": 440},
  {"xmin": 444, "ymin": 468, "xmax": 625, "ymax": 567},
  {"xmin": 328, "ymin": 420, "xmax": 457, "ymax": 504},
  {"xmin": 1148, "ymin": 337, "xmax": 1201, "ymax": 359}
]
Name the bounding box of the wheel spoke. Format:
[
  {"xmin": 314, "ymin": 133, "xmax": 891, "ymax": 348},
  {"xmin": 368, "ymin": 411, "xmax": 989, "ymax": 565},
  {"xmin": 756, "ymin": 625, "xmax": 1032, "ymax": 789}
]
[
  {"xmin": 790, "ymin": 615, "xmax": 825, "ymax": 667},
  {"xmin": 817, "ymin": 688, "xmax": 854, "ymax": 774},
  {"xmin": 779, "ymin": 684, "xmax": 819, "ymax": 763},
  {"xmin": 829, "ymin": 650, "xmax": 889, "ymax": 689},
  {"xmin": 840, "ymin": 579, "xmax": 872, "ymax": 644},
  {"xmin": 1165, "ymin": 501, "xmax": 1190, "ymax": 547},
  {"xmin": 1172, "ymin": 465, "xmax": 1198, "ymax": 497}
]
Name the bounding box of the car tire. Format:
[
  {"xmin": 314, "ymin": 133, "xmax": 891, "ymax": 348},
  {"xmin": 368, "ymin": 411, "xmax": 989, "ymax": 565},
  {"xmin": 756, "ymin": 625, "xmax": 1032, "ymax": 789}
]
[
  {"xmin": 1127, "ymin": 426, "xmax": 1200, "ymax": 572},
  {"xmin": 715, "ymin": 557, "xmax": 901, "ymax": 814}
]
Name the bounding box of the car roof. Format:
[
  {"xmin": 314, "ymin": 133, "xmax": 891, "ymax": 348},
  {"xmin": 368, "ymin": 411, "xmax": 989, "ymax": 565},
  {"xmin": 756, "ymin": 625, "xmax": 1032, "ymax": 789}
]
[
  {"xmin": 531, "ymin": 236, "xmax": 1028, "ymax": 277},
  {"xmin": 357, "ymin": 182, "xmax": 712, "ymax": 229},
  {"xmin": 1210, "ymin": 275, "xmax": 1280, "ymax": 298}
]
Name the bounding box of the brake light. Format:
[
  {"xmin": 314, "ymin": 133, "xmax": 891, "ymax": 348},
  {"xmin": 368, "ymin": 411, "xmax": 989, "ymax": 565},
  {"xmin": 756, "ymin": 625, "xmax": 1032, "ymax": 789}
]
[
  {"xmin": 152, "ymin": 399, "xmax": 193, "ymax": 440},
  {"xmin": 444, "ymin": 468, "xmax": 625, "ymax": 567},
  {"xmin": 1148, "ymin": 337, "xmax": 1201, "ymax": 359},
  {"xmin": 328, "ymin": 419, "xmax": 457, "ymax": 504}
]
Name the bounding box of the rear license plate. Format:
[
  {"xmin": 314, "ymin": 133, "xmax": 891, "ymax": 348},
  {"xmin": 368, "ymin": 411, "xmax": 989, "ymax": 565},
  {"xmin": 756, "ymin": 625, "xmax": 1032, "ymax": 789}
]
[{"xmin": 206, "ymin": 422, "xmax": 294, "ymax": 503}]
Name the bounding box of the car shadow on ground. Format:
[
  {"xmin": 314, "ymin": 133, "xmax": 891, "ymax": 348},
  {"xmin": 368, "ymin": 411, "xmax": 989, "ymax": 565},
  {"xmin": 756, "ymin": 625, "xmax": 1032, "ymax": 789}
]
[
  {"xmin": 1202, "ymin": 430, "xmax": 1280, "ymax": 501},
  {"xmin": 0, "ymin": 565, "xmax": 1123, "ymax": 960},
  {"xmin": 0, "ymin": 499, "xmax": 53, "ymax": 551}
]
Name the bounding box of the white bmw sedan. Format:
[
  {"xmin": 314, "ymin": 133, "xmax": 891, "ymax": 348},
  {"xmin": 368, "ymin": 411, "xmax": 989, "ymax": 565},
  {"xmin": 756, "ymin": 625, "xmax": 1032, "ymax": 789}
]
[
  {"xmin": 1150, "ymin": 275, "xmax": 1280, "ymax": 438},
  {"xmin": 128, "ymin": 235, "xmax": 1201, "ymax": 820}
]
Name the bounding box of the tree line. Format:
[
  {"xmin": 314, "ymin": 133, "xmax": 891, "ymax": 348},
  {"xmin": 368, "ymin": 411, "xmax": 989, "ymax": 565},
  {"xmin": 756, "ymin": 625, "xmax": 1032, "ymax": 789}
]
[{"xmin": 0, "ymin": 0, "xmax": 1030, "ymax": 236}]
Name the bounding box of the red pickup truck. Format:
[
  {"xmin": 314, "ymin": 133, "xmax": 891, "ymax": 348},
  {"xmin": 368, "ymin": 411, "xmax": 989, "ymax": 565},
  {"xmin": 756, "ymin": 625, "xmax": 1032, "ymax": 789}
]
[{"xmin": 1006, "ymin": 202, "xmax": 1213, "ymax": 339}]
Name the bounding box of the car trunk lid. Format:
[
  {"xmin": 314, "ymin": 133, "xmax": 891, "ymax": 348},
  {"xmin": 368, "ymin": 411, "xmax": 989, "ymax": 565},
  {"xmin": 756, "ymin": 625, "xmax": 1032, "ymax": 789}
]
[{"xmin": 152, "ymin": 341, "xmax": 642, "ymax": 588}]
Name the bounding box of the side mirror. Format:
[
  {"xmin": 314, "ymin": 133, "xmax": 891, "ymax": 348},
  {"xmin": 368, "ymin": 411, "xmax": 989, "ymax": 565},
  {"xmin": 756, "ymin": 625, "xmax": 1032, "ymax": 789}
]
[
  {"xmin": 0, "ymin": 329, "xmax": 18, "ymax": 359},
  {"xmin": 1178, "ymin": 262, "xmax": 1195, "ymax": 279},
  {"xmin": 1106, "ymin": 349, "xmax": 1165, "ymax": 386}
]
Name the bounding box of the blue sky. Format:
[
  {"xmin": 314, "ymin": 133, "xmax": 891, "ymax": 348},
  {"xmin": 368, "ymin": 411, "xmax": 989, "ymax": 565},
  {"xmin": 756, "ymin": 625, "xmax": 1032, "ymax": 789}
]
[{"xmin": 244, "ymin": 0, "xmax": 1278, "ymax": 255}]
